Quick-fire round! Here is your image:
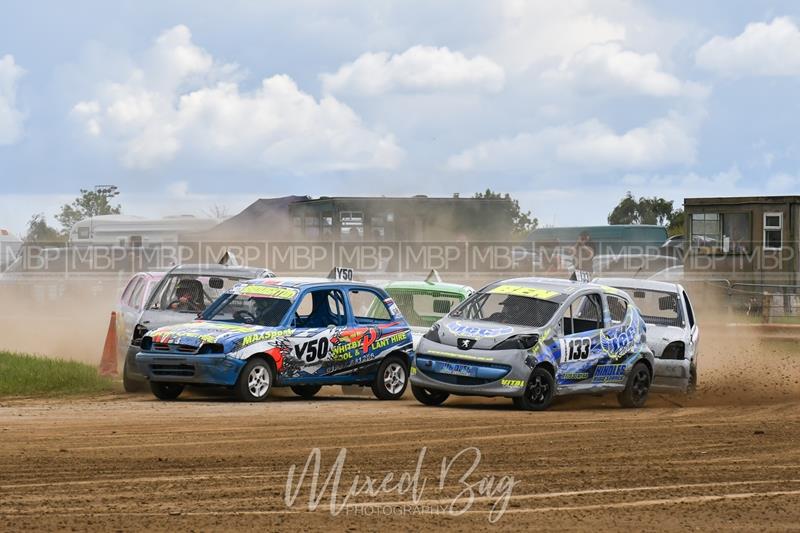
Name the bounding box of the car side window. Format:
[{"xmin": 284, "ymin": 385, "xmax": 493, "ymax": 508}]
[
  {"xmin": 121, "ymin": 277, "xmax": 139, "ymax": 306},
  {"xmin": 129, "ymin": 279, "xmax": 146, "ymax": 310},
  {"xmin": 294, "ymin": 289, "xmax": 347, "ymax": 328},
  {"xmin": 348, "ymin": 289, "xmax": 392, "ymax": 324},
  {"xmin": 683, "ymin": 292, "xmax": 695, "ymax": 328},
  {"xmin": 562, "ymin": 294, "xmax": 603, "ymax": 335},
  {"xmin": 607, "ymin": 295, "xmax": 628, "ymax": 325}
]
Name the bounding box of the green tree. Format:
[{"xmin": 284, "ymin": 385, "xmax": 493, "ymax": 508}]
[
  {"xmin": 608, "ymin": 192, "xmax": 680, "ymax": 229},
  {"xmin": 24, "ymin": 214, "xmax": 65, "ymax": 244},
  {"xmin": 607, "ymin": 191, "xmax": 639, "ymax": 224},
  {"xmin": 55, "ymin": 185, "xmax": 122, "ymax": 234},
  {"xmin": 473, "ymin": 189, "xmax": 538, "ymax": 235},
  {"xmin": 667, "ymin": 209, "xmax": 685, "ymax": 236}
]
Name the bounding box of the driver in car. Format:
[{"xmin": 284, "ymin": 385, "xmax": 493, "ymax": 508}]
[
  {"xmin": 488, "ymin": 295, "xmax": 527, "ymax": 324},
  {"xmin": 168, "ymin": 279, "xmax": 205, "ymax": 312}
]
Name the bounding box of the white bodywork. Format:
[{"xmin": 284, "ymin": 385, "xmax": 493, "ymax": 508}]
[{"xmin": 594, "ymin": 277, "xmax": 699, "ymax": 392}]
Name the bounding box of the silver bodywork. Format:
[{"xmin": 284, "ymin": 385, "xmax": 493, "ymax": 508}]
[{"xmin": 594, "ymin": 277, "xmax": 699, "ymax": 392}]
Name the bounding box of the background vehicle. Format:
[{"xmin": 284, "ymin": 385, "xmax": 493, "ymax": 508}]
[
  {"xmin": 379, "ymin": 274, "xmax": 473, "ymax": 349},
  {"xmin": 411, "ymin": 278, "xmax": 654, "ymax": 411},
  {"xmin": 117, "ymin": 271, "xmax": 165, "ymax": 361},
  {"xmin": 136, "ymin": 278, "xmax": 413, "ymax": 402},
  {"xmin": 594, "ymin": 278, "xmax": 699, "ymax": 392},
  {"xmin": 122, "ymin": 264, "xmax": 274, "ymax": 391}
]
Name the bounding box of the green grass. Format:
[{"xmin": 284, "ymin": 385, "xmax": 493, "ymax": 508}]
[{"xmin": 0, "ymin": 351, "xmax": 116, "ymax": 397}]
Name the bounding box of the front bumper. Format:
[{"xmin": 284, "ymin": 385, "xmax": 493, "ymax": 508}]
[
  {"xmin": 135, "ymin": 352, "xmax": 246, "ymax": 386},
  {"xmin": 410, "ymin": 344, "xmax": 531, "ymax": 397}
]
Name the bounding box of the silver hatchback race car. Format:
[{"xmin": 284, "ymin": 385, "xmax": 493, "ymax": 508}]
[{"xmin": 410, "ymin": 277, "xmax": 655, "ymax": 410}]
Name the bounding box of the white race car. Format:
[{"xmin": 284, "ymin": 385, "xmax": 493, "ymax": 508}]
[{"xmin": 594, "ymin": 278, "xmax": 699, "ymax": 393}]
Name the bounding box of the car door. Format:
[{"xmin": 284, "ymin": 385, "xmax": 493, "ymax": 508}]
[
  {"xmin": 555, "ymin": 293, "xmax": 606, "ymax": 386},
  {"xmin": 118, "ymin": 275, "xmax": 144, "ymax": 347},
  {"xmin": 682, "ymin": 289, "xmax": 699, "ymax": 360},
  {"xmin": 342, "ymin": 287, "xmax": 408, "ymax": 369},
  {"xmin": 286, "ymin": 288, "xmax": 349, "ymax": 378}
]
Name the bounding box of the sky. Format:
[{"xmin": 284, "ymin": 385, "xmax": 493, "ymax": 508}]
[{"xmin": 2, "ymin": 0, "xmax": 800, "ymax": 236}]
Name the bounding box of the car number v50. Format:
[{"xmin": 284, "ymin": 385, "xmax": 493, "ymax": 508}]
[{"xmin": 294, "ymin": 337, "xmax": 330, "ymax": 363}]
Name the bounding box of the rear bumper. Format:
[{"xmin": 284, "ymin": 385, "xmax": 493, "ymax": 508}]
[{"xmin": 135, "ymin": 352, "xmax": 246, "ymax": 385}]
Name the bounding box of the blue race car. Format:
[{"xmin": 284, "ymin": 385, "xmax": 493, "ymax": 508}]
[{"xmin": 135, "ymin": 277, "xmax": 413, "ymax": 402}]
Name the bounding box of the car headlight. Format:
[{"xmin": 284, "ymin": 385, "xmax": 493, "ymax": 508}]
[
  {"xmin": 131, "ymin": 324, "xmax": 149, "ymax": 346},
  {"xmin": 198, "ymin": 343, "xmax": 225, "ymax": 354},
  {"xmin": 140, "ymin": 336, "xmax": 153, "ymax": 351},
  {"xmin": 422, "ymin": 323, "xmax": 441, "ymax": 343},
  {"xmin": 492, "ymin": 334, "xmax": 539, "ymax": 350}
]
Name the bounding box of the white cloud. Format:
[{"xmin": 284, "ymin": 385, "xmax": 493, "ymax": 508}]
[
  {"xmin": 72, "ymin": 25, "xmax": 403, "ymax": 171},
  {"xmin": 321, "ymin": 45, "xmax": 505, "ymax": 96},
  {"xmin": 696, "ymin": 16, "xmax": 800, "ymax": 76},
  {"xmin": 447, "ymin": 112, "xmax": 697, "ymax": 173},
  {"xmin": 0, "ymin": 54, "xmax": 25, "ymax": 145},
  {"xmin": 543, "ymin": 42, "xmax": 685, "ymax": 97}
]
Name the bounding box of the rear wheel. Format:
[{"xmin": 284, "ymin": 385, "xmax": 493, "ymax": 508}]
[
  {"xmin": 235, "ymin": 358, "xmax": 274, "ymax": 402},
  {"xmin": 411, "ymin": 385, "xmax": 449, "ymax": 406},
  {"xmin": 291, "ymin": 385, "xmax": 322, "ymax": 399},
  {"xmin": 150, "ymin": 382, "xmax": 184, "ymax": 401},
  {"xmin": 371, "ymin": 355, "xmax": 408, "ymax": 400},
  {"xmin": 513, "ymin": 367, "xmax": 555, "ymax": 411},
  {"xmin": 618, "ymin": 362, "xmax": 651, "ymax": 408}
]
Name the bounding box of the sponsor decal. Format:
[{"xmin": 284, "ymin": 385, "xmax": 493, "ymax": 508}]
[
  {"xmin": 240, "ymin": 328, "xmax": 295, "ymax": 347},
  {"xmin": 447, "ymin": 321, "xmax": 513, "ymax": 338},
  {"xmin": 489, "ymin": 285, "xmax": 560, "ymax": 300},
  {"xmin": 560, "ymin": 372, "xmax": 589, "ymax": 381},
  {"xmin": 500, "ymin": 379, "xmax": 525, "ymax": 388},
  {"xmin": 238, "ymin": 285, "xmax": 299, "ymax": 299},
  {"xmin": 592, "ymin": 364, "xmax": 626, "ymax": 383}
]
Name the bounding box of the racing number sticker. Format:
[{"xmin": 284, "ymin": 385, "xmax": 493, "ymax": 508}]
[
  {"xmin": 560, "ymin": 337, "xmax": 591, "ymax": 363},
  {"xmin": 294, "ymin": 337, "xmax": 330, "ymax": 363}
]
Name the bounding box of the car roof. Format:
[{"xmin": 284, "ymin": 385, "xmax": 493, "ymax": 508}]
[
  {"xmin": 482, "ymin": 277, "xmax": 615, "ymax": 303},
  {"xmin": 383, "ymin": 280, "xmax": 472, "ymax": 294},
  {"xmin": 235, "ymin": 276, "xmax": 378, "ymax": 290},
  {"xmin": 593, "ymin": 277, "xmax": 681, "ymax": 293},
  {"xmin": 167, "ymin": 264, "xmax": 273, "ymax": 277}
]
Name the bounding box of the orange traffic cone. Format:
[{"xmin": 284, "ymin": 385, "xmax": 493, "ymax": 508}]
[{"xmin": 99, "ymin": 311, "xmax": 119, "ymax": 376}]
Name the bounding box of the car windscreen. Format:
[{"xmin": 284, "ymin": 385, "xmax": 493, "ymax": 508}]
[
  {"xmin": 385, "ymin": 288, "xmax": 464, "ymax": 328},
  {"xmin": 616, "ymin": 287, "xmax": 683, "ymax": 327},
  {"xmin": 146, "ymin": 274, "xmax": 252, "ymax": 313},
  {"xmin": 201, "ymin": 294, "xmax": 292, "ymax": 327},
  {"xmin": 450, "ymin": 292, "xmax": 558, "ymax": 328}
]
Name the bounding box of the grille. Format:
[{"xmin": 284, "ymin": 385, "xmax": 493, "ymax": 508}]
[
  {"xmin": 152, "ymin": 342, "xmax": 198, "ymax": 354},
  {"xmin": 149, "ymin": 363, "xmax": 195, "ymax": 377}
]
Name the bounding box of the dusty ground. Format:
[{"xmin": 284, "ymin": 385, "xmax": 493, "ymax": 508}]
[{"xmin": 0, "ymin": 315, "xmax": 799, "ymax": 532}]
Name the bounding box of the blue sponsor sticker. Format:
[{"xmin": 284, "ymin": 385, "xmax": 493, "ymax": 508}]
[
  {"xmin": 446, "ymin": 321, "xmax": 513, "ymax": 338},
  {"xmin": 592, "ymin": 364, "xmax": 626, "ymax": 383}
]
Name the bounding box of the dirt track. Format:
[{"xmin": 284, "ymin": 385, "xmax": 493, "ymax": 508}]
[{"xmin": 0, "ymin": 385, "xmax": 798, "ymax": 532}]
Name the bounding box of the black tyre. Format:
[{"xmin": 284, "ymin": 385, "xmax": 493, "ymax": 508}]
[
  {"xmin": 123, "ymin": 358, "xmax": 147, "ymax": 393},
  {"xmin": 411, "ymin": 384, "xmax": 449, "ymax": 406},
  {"xmin": 150, "ymin": 382, "xmax": 184, "ymax": 401},
  {"xmin": 235, "ymin": 358, "xmax": 274, "ymax": 402},
  {"xmin": 291, "ymin": 384, "xmax": 322, "ymax": 399},
  {"xmin": 618, "ymin": 361, "xmax": 651, "ymax": 408},
  {"xmin": 371, "ymin": 355, "xmax": 409, "ymax": 400},
  {"xmin": 513, "ymin": 367, "xmax": 555, "ymax": 411}
]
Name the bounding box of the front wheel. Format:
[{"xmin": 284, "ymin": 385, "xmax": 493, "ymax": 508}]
[
  {"xmin": 618, "ymin": 362, "xmax": 651, "ymax": 408},
  {"xmin": 513, "ymin": 367, "xmax": 555, "ymax": 411},
  {"xmin": 123, "ymin": 358, "xmax": 147, "ymax": 393},
  {"xmin": 235, "ymin": 358, "xmax": 274, "ymax": 402},
  {"xmin": 411, "ymin": 384, "xmax": 449, "ymax": 406},
  {"xmin": 291, "ymin": 385, "xmax": 322, "ymax": 399},
  {"xmin": 372, "ymin": 355, "xmax": 409, "ymax": 400},
  {"xmin": 150, "ymin": 382, "xmax": 184, "ymax": 401}
]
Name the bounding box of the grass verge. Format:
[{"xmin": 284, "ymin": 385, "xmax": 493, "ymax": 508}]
[{"xmin": 0, "ymin": 351, "xmax": 116, "ymax": 397}]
